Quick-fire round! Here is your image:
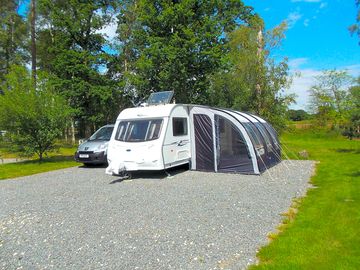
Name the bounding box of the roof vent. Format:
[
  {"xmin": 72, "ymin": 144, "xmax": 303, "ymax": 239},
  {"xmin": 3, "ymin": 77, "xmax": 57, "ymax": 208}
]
[{"xmin": 146, "ymin": 91, "xmax": 174, "ymax": 106}]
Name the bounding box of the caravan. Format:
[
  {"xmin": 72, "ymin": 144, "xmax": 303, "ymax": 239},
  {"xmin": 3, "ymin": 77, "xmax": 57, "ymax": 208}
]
[
  {"xmin": 106, "ymin": 91, "xmax": 281, "ymax": 176},
  {"xmin": 106, "ymin": 92, "xmax": 191, "ymax": 176}
]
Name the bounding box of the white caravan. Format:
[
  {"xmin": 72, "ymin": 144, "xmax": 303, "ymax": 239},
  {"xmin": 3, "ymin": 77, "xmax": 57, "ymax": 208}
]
[
  {"xmin": 106, "ymin": 92, "xmax": 191, "ymax": 176},
  {"xmin": 106, "ymin": 91, "xmax": 281, "ymax": 176}
]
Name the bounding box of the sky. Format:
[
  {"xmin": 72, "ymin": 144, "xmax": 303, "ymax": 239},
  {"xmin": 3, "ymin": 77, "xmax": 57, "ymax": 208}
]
[{"xmin": 244, "ymin": 0, "xmax": 360, "ymax": 111}]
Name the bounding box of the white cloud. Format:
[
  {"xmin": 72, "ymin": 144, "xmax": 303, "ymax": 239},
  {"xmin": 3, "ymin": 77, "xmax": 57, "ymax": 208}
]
[
  {"xmin": 286, "ymin": 63, "xmax": 360, "ymax": 111},
  {"xmin": 286, "ymin": 12, "xmax": 303, "ymax": 28},
  {"xmin": 344, "ymin": 64, "xmax": 360, "ymax": 77},
  {"xmin": 97, "ymin": 20, "xmax": 118, "ymax": 41},
  {"xmin": 303, "ymin": 19, "xmax": 310, "ymax": 27},
  {"xmin": 319, "ymin": 2, "xmax": 327, "ymax": 9},
  {"xmin": 288, "ymin": 58, "xmax": 308, "ymax": 69},
  {"xmin": 286, "ymin": 68, "xmax": 321, "ymax": 110}
]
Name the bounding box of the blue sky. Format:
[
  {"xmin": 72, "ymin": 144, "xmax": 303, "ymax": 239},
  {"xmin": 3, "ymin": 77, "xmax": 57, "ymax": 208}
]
[{"xmin": 244, "ymin": 0, "xmax": 360, "ymax": 110}]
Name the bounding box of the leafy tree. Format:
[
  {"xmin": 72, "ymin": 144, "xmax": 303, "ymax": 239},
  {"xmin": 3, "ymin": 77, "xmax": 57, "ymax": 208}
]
[
  {"xmin": 208, "ymin": 22, "xmax": 294, "ymax": 132},
  {"xmin": 343, "ymin": 78, "xmax": 360, "ymax": 138},
  {"xmin": 0, "ymin": 66, "xmax": 71, "ymax": 160},
  {"xmin": 30, "ymin": 0, "xmax": 37, "ymax": 85},
  {"xmin": 37, "ymin": 0, "xmax": 123, "ymax": 137},
  {"xmin": 309, "ymin": 70, "xmax": 352, "ymax": 128},
  {"xmin": 115, "ymin": 0, "xmax": 257, "ymax": 104},
  {"xmin": 108, "ymin": 0, "xmax": 140, "ymax": 104},
  {"xmin": 0, "ymin": 0, "xmax": 28, "ymax": 84},
  {"xmin": 349, "ymin": 0, "xmax": 360, "ymax": 44}
]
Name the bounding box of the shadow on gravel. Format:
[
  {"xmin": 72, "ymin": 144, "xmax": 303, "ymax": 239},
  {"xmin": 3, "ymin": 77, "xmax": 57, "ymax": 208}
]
[
  {"xmin": 78, "ymin": 164, "xmax": 108, "ymax": 169},
  {"xmin": 109, "ymin": 164, "xmax": 189, "ymax": 184}
]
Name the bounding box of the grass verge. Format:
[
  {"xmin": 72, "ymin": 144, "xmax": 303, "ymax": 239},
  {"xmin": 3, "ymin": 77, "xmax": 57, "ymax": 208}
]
[
  {"xmin": 0, "ymin": 145, "xmax": 78, "ymax": 180},
  {"xmin": 250, "ymin": 129, "xmax": 360, "ymax": 270}
]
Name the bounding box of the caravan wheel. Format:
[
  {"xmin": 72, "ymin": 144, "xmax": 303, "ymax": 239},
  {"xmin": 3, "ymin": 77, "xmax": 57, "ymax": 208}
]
[{"xmin": 122, "ymin": 171, "xmax": 132, "ymax": 180}]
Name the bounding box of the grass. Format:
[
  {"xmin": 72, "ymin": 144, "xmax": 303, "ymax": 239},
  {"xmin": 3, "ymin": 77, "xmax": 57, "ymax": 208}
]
[
  {"xmin": 250, "ymin": 128, "xmax": 360, "ymax": 270},
  {"xmin": 0, "ymin": 144, "xmax": 78, "ymax": 180}
]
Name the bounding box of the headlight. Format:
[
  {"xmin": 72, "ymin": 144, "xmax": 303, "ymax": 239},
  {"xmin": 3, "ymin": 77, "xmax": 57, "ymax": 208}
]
[{"xmin": 94, "ymin": 143, "xmax": 108, "ymax": 153}]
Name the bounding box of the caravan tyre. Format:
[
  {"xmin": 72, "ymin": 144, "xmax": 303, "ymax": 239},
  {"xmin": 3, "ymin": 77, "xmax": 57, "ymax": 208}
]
[{"xmin": 123, "ymin": 171, "xmax": 132, "ymax": 180}]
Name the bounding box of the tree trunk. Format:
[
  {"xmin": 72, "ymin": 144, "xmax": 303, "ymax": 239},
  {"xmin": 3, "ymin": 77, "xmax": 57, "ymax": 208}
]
[
  {"xmin": 31, "ymin": 0, "xmax": 37, "ymax": 87},
  {"xmin": 71, "ymin": 120, "xmax": 76, "ymax": 145},
  {"xmin": 64, "ymin": 126, "xmax": 68, "ymax": 143},
  {"xmin": 256, "ymin": 28, "xmax": 264, "ymax": 114}
]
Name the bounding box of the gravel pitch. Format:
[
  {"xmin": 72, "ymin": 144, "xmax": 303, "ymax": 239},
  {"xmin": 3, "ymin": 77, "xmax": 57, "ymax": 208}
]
[{"xmin": 0, "ymin": 160, "xmax": 314, "ymax": 270}]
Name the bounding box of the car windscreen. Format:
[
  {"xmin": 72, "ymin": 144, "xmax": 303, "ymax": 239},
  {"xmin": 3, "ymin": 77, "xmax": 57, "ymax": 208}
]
[
  {"xmin": 89, "ymin": 126, "xmax": 114, "ymax": 141},
  {"xmin": 115, "ymin": 119, "xmax": 163, "ymax": 142}
]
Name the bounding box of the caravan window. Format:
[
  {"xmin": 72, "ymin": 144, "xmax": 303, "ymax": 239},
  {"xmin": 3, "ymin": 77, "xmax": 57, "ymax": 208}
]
[
  {"xmin": 173, "ymin": 118, "xmax": 188, "ymax": 136},
  {"xmin": 115, "ymin": 119, "xmax": 163, "ymax": 142}
]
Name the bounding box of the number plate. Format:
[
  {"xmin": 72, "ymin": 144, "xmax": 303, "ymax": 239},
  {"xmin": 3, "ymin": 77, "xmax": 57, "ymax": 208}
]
[{"xmin": 79, "ymin": 154, "xmax": 89, "ymax": 158}]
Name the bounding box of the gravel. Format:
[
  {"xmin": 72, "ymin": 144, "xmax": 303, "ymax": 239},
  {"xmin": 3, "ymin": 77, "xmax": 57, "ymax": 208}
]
[{"xmin": 0, "ymin": 160, "xmax": 315, "ymax": 270}]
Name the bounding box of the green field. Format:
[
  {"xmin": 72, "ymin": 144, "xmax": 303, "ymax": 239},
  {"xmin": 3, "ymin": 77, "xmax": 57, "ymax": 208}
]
[
  {"xmin": 251, "ymin": 129, "xmax": 360, "ymax": 270},
  {"xmin": 0, "ymin": 144, "xmax": 78, "ymax": 180}
]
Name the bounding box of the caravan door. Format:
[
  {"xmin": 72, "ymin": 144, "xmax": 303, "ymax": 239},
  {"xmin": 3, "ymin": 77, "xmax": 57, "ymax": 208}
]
[
  {"xmin": 162, "ymin": 108, "xmax": 191, "ymax": 169},
  {"xmin": 193, "ymin": 114, "xmax": 215, "ymax": 171}
]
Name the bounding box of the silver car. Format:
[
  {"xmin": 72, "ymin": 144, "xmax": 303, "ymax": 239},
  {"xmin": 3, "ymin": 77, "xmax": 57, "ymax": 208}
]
[{"xmin": 74, "ymin": 124, "xmax": 114, "ymax": 165}]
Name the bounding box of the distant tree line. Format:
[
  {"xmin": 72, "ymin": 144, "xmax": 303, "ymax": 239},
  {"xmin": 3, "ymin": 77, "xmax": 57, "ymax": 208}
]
[
  {"xmin": 0, "ymin": 0, "xmax": 294, "ymax": 159},
  {"xmin": 287, "ymin": 109, "xmax": 311, "ymax": 122}
]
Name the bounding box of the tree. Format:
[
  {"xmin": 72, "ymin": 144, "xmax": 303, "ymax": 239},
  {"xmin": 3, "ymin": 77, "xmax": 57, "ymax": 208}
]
[
  {"xmin": 0, "ymin": 0, "xmax": 28, "ymax": 84},
  {"xmin": 349, "ymin": 0, "xmax": 360, "ymax": 44},
  {"xmin": 343, "ymin": 77, "xmax": 360, "ymax": 138},
  {"xmin": 0, "ymin": 66, "xmax": 71, "ymax": 160},
  {"xmin": 30, "ymin": 0, "xmax": 37, "ymax": 86},
  {"xmin": 115, "ymin": 0, "xmax": 257, "ymax": 104},
  {"xmin": 309, "ymin": 70, "xmax": 352, "ymax": 128},
  {"xmin": 37, "ymin": 0, "xmax": 122, "ymax": 137},
  {"xmin": 208, "ymin": 22, "xmax": 294, "ymax": 132}
]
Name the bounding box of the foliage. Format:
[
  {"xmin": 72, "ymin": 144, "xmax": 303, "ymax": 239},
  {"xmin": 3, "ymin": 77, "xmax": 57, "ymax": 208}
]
[
  {"xmin": 0, "ymin": 0, "xmax": 28, "ymax": 84},
  {"xmin": 349, "ymin": 0, "xmax": 360, "ymax": 44},
  {"xmin": 343, "ymin": 78, "xmax": 360, "ymax": 139},
  {"xmin": 251, "ymin": 128, "xmax": 360, "ymax": 270},
  {"xmin": 37, "ymin": 0, "xmax": 125, "ymax": 136},
  {"xmin": 0, "ymin": 1, "xmax": 298, "ymax": 144},
  {"xmin": 287, "ymin": 109, "xmax": 310, "ymax": 121},
  {"xmin": 0, "ymin": 66, "xmax": 71, "ymax": 160},
  {"xmin": 208, "ymin": 22, "xmax": 294, "ymax": 132},
  {"xmin": 115, "ymin": 0, "xmax": 258, "ymax": 104},
  {"xmin": 309, "ymin": 70, "xmax": 353, "ymax": 129}
]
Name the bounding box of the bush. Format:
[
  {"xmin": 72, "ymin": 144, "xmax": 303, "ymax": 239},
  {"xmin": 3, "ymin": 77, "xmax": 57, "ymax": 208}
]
[{"xmin": 0, "ymin": 66, "xmax": 71, "ymax": 160}]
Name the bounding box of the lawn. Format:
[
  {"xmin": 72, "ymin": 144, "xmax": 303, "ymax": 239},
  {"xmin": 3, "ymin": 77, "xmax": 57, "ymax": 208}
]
[
  {"xmin": 0, "ymin": 144, "xmax": 78, "ymax": 180},
  {"xmin": 251, "ymin": 129, "xmax": 360, "ymax": 270}
]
